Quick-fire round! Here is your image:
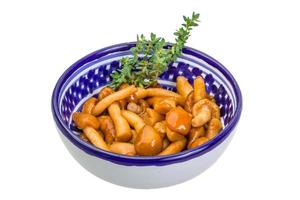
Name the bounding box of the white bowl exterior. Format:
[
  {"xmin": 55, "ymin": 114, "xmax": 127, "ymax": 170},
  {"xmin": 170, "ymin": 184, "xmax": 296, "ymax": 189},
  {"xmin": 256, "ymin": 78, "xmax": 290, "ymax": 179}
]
[{"xmin": 57, "ymin": 125, "xmax": 237, "ymax": 189}]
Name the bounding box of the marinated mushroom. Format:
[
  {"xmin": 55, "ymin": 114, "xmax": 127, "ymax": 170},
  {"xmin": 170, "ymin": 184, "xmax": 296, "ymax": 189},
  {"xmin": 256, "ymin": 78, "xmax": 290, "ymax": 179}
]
[
  {"xmin": 176, "ymin": 76, "xmax": 193, "ymax": 100},
  {"xmin": 189, "ymin": 136, "xmax": 209, "ymax": 149},
  {"xmin": 192, "ymin": 99, "xmax": 220, "ymax": 119},
  {"xmin": 109, "ymin": 142, "xmax": 136, "ymax": 156},
  {"xmin": 188, "ymin": 127, "xmax": 205, "ymax": 149},
  {"xmin": 193, "ymin": 76, "xmax": 207, "ymax": 102},
  {"xmin": 72, "ymin": 112, "xmax": 100, "ymax": 130},
  {"xmin": 127, "ymin": 102, "xmax": 143, "ymax": 114},
  {"xmin": 82, "ymin": 97, "xmax": 98, "ymax": 114},
  {"xmin": 129, "ymin": 129, "xmax": 137, "ymax": 144},
  {"xmin": 121, "ymin": 110, "xmax": 145, "ymax": 133},
  {"xmin": 184, "ymin": 91, "xmax": 194, "ymax": 113},
  {"xmin": 153, "ymin": 121, "xmax": 167, "ymax": 139},
  {"xmin": 134, "ymin": 125, "xmax": 163, "ymax": 156},
  {"xmin": 162, "ymin": 138, "xmax": 171, "ymax": 150},
  {"xmin": 98, "ymin": 115, "xmax": 116, "ymax": 145},
  {"xmin": 143, "ymin": 108, "xmax": 164, "ymax": 126},
  {"xmin": 92, "ymin": 85, "xmax": 137, "ymax": 116},
  {"xmin": 108, "ymin": 102, "xmax": 132, "ymax": 142},
  {"xmin": 206, "ymin": 118, "xmax": 222, "ymax": 139},
  {"xmin": 191, "ymin": 105, "xmax": 212, "ymax": 127},
  {"xmin": 166, "ymin": 107, "xmax": 192, "ymax": 135},
  {"xmin": 159, "ymin": 138, "xmax": 187, "ymax": 156},
  {"xmin": 166, "ymin": 126, "xmax": 186, "ymax": 142},
  {"xmin": 98, "ymin": 87, "xmax": 113, "ymax": 100},
  {"xmin": 153, "ymin": 98, "xmax": 176, "ymax": 114},
  {"xmin": 83, "ymin": 127, "xmax": 109, "ymax": 151}
]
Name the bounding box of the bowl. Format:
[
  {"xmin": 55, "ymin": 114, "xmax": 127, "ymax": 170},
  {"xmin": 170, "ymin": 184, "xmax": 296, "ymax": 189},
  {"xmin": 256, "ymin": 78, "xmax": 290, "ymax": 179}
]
[{"xmin": 51, "ymin": 42, "xmax": 242, "ymax": 189}]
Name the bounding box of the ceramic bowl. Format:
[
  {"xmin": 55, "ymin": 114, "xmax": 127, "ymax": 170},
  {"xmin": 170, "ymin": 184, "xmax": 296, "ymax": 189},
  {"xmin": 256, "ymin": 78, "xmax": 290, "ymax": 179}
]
[{"xmin": 51, "ymin": 42, "xmax": 242, "ymax": 188}]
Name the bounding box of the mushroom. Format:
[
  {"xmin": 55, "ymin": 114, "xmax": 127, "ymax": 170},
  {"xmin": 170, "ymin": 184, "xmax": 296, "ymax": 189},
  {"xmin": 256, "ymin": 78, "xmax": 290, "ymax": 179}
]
[
  {"xmin": 83, "ymin": 127, "xmax": 109, "ymax": 151},
  {"xmin": 206, "ymin": 118, "xmax": 222, "ymax": 139},
  {"xmin": 162, "ymin": 138, "xmax": 171, "ymax": 150},
  {"xmin": 191, "ymin": 105, "xmax": 212, "ymax": 127},
  {"xmin": 165, "ymin": 107, "xmax": 192, "ymax": 135},
  {"xmin": 121, "ymin": 110, "xmax": 145, "ymax": 133},
  {"xmin": 72, "ymin": 112, "xmax": 100, "ymax": 130},
  {"xmin": 188, "ymin": 127, "xmax": 205, "ymax": 149},
  {"xmin": 108, "ymin": 102, "xmax": 132, "ymax": 142},
  {"xmin": 143, "ymin": 108, "xmax": 164, "ymax": 126},
  {"xmin": 134, "ymin": 125, "xmax": 163, "ymax": 156},
  {"xmin": 184, "ymin": 91, "xmax": 194, "ymax": 113},
  {"xmin": 109, "ymin": 142, "xmax": 136, "ymax": 156},
  {"xmin": 176, "ymin": 76, "xmax": 193, "ymax": 100},
  {"xmin": 129, "ymin": 129, "xmax": 137, "ymax": 144},
  {"xmin": 98, "ymin": 115, "xmax": 116, "ymax": 145},
  {"xmin": 153, "ymin": 121, "xmax": 167, "ymax": 139},
  {"xmin": 82, "ymin": 97, "xmax": 98, "ymax": 114},
  {"xmin": 127, "ymin": 102, "xmax": 143, "ymax": 114},
  {"xmin": 166, "ymin": 126, "xmax": 186, "ymax": 142},
  {"xmin": 98, "ymin": 87, "xmax": 113, "ymax": 100},
  {"xmin": 153, "ymin": 98, "xmax": 176, "ymax": 114},
  {"xmin": 189, "ymin": 137, "xmax": 209, "ymax": 149},
  {"xmin": 192, "ymin": 99, "xmax": 220, "ymax": 119},
  {"xmin": 193, "ymin": 76, "xmax": 207, "ymax": 102},
  {"xmin": 159, "ymin": 138, "xmax": 187, "ymax": 156}
]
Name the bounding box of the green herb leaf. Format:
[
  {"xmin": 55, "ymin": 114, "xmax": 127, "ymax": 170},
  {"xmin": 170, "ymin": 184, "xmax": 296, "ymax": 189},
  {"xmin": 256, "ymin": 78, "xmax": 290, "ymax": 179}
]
[{"xmin": 108, "ymin": 12, "xmax": 200, "ymax": 89}]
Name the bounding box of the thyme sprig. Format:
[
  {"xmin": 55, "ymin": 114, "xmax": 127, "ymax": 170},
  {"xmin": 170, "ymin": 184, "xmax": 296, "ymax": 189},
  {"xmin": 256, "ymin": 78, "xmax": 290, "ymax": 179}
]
[{"xmin": 109, "ymin": 12, "xmax": 200, "ymax": 89}]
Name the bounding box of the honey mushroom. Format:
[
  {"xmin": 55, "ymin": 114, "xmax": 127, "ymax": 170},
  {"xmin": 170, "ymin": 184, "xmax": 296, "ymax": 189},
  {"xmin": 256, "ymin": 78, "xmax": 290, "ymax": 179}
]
[
  {"xmin": 192, "ymin": 99, "xmax": 220, "ymax": 120},
  {"xmin": 143, "ymin": 108, "xmax": 164, "ymax": 126},
  {"xmin": 193, "ymin": 76, "xmax": 207, "ymax": 102},
  {"xmin": 108, "ymin": 102, "xmax": 132, "ymax": 142},
  {"xmin": 159, "ymin": 138, "xmax": 187, "ymax": 156},
  {"xmin": 176, "ymin": 76, "xmax": 193, "ymax": 100},
  {"xmin": 129, "ymin": 129, "xmax": 137, "ymax": 144},
  {"xmin": 83, "ymin": 127, "xmax": 109, "ymax": 151},
  {"xmin": 72, "ymin": 112, "xmax": 100, "ymax": 130},
  {"xmin": 92, "ymin": 85, "xmax": 137, "ymax": 116},
  {"xmin": 191, "ymin": 105, "xmax": 212, "ymax": 127},
  {"xmin": 206, "ymin": 118, "xmax": 222, "ymax": 139},
  {"xmin": 138, "ymin": 99, "xmax": 149, "ymax": 114},
  {"xmin": 98, "ymin": 87, "xmax": 113, "ymax": 100},
  {"xmin": 166, "ymin": 126, "xmax": 185, "ymax": 142},
  {"xmin": 109, "ymin": 142, "xmax": 136, "ymax": 156},
  {"xmin": 188, "ymin": 127, "xmax": 205, "ymax": 149},
  {"xmin": 153, "ymin": 121, "xmax": 167, "ymax": 139},
  {"xmin": 134, "ymin": 87, "xmax": 185, "ymax": 105},
  {"xmin": 82, "ymin": 97, "xmax": 98, "ymax": 114},
  {"xmin": 162, "ymin": 138, "xmax": 170, "ymax": 150},
  {"xmin": 127, "ymin": 102, "xmax": 143, "ymax": 114},
  {"xmin": 121, "ymin": 110, "xmax": 145, "ymax": 133},
  {"xmin": 134, "ymin": 125, "xmax": 163, "ymax": 156},
  {"xmin": 98, "ymin": 115, "xmax": 116, "ymax": 145},
  {"xmin": 152, "ymin": 98, "xmax": 177, "ymax": 114},
  {"xmin": 189, "ymin": 137, "xmax": 209, "ymax": 149},
  {"xmin": 165, "ymin": 106, "xmax": 192, "ymax": 135},
  {"xmin": 117, "ymin": 83, "xmax": 131, "ymax": 109},
  {"xmin": 184, "ymin": 91, "xmax": 194, "ymax": 113}
]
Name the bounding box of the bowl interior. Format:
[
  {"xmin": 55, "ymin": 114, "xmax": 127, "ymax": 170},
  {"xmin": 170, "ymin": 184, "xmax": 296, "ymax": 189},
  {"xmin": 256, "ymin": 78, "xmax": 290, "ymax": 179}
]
[{"xmin": 54, "ymin": 43, "xmax": 240, "ymax": 162}]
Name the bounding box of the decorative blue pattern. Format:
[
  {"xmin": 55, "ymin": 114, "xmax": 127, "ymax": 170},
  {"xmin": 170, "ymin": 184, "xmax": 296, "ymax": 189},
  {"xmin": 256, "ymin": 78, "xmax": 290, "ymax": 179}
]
[{"xmin": 52, "ymin": 42, "xmax": 242, "ymax": 166}]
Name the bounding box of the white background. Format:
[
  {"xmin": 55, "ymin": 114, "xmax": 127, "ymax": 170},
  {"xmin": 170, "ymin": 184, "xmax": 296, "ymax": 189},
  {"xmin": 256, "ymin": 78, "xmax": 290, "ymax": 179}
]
[{"xmin": 0, "ymin": 0, "xmax": 299, "ymax": 199}]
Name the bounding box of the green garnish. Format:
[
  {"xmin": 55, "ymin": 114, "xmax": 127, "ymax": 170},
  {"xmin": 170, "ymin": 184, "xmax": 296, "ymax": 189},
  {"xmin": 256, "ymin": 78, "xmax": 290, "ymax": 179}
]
[{"xmin": 109, "ymin": 12, "xmax": 200, "ymax": 89}]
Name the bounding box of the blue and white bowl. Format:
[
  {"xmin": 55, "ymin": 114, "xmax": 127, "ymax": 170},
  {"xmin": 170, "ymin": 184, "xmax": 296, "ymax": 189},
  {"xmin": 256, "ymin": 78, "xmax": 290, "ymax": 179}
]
[{"xmin": 51, "ymin": 42, "xmax": 242, "ymax": 188}]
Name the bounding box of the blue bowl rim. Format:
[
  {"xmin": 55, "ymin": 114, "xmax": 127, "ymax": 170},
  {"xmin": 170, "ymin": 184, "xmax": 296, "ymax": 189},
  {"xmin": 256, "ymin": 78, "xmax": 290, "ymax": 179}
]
[{"xmin": 51, "ymin": 42, "xmax": 242, "ymax": 166}]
